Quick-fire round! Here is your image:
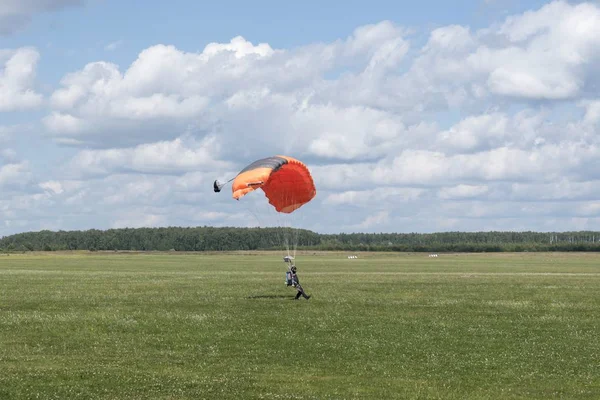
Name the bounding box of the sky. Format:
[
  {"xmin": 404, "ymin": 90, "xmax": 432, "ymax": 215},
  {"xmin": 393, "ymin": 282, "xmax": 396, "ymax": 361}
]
[{"xmin": 1, "ymin": 0, "xmax": 600, "ymax": 236}]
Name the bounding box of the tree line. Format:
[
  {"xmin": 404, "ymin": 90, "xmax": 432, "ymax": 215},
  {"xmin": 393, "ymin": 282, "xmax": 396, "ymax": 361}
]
[{"xmin": 1, "ymin": 227, "xmax": 600, "ymax": 252}]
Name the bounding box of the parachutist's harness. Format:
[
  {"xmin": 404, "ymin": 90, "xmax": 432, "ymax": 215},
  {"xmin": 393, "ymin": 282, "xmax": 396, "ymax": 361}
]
[
  {"xmin": 284, "ymin": 258, "xmax": 307, "ymax": 295},
  {"xmin": 285, "ymin": 270, "xmax": 294, "ymax": 287},
  {"xmin": 284, "ymin": 256, "xmax": 295, "ymax": 286},
  {"xmin": 285, "ymin": 261, "xmax": 310, "ymax": 300}
]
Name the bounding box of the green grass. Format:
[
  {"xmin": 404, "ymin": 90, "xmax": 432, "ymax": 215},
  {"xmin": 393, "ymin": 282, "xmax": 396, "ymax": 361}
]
[{"xmin": 1, "ymin": 251, "xmax": 599, "ymax": 399}]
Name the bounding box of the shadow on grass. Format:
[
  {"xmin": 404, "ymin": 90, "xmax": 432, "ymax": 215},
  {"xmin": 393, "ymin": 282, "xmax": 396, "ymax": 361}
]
[{"xmin": 247, "ymin": 294, "xmax": 296, "ymax": 300}]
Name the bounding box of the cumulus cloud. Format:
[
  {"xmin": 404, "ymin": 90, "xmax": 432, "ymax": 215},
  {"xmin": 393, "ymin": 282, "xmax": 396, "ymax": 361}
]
[
  {"xmin": 66, "ymin": 135, "xmax": 232, "ymax": 177},
  {"xmin": 582, "ymin": 100, "xmax": 600, "ymax": 125},
  {"xmin": 44, "ymin": 1, "xmax": 600, "ymax": 160},
  {"xmin": 385, "ymin": 0, "xmax": 600, "ymax": 114},
  {"xmin": 324, "ymin": 187, "xmax": 425, "ymax": 206},
  {"xmin": 39, "ymin": 180, "xmax": 65, "ymax": 195},
  {"xmin": 110, "ymin": 213, "xmax": 166, "ymax": 229},
  {"xmin": 3, "ymin": 1, "xmax": 600, "ymax": 235},
  {"xmin": 0, "ymin": 148, "xmax": 18, "ymax": 162},
  {"xmin": 353, "ymin": 211, "xmax": 390, "ymax": 230},
  {"xmin": 0, "ymin": 170, "xmax": 262, "ymax": 236},
  {"xmin": 315, "ymin": 139, "xmax": 600, "ymax": 191},
  {"xmin": 0, "ymin": 47, "xmax": 43, "ymax": 111},
  {"xmin": 508, "ymin": 180, "xmax": 600, "ymax": 202},
  {"xmin": 0, "ymin": 162, "xmax": 33, "ymax": 191},
  {"xmin": 438, "ymin": 185, "xmax": 490, "ymax": 200},
  {"xmin": 44, "ymin": 23, "xmax": 410, "ymax": 152}
]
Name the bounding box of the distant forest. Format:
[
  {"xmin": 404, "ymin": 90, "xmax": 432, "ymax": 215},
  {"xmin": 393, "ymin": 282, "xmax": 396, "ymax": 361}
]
[{"xmin": 1, "ymin": 227, "xmax": 600, "ymax": 252}]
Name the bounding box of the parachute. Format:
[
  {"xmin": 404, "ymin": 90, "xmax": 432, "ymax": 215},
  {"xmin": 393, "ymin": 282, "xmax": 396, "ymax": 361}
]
[
  {"xmin": 215, "ymin": 155, "xmax": 316, "ymax": 213},
  {"xmin": 213, "ymin": 155, "xmax": 316, "ymax": 260}
]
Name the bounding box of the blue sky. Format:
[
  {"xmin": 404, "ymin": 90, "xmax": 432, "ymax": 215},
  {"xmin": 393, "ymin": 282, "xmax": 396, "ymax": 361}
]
[{"xmin": 1, "ymin": 0, "xmax": 600, "ymax": 236}]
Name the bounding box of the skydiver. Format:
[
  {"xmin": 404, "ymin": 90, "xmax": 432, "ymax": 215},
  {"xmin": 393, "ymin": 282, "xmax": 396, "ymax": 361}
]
[{"xmin": 290, "ymin": 265, "xmax": 311, "ymax": 300}]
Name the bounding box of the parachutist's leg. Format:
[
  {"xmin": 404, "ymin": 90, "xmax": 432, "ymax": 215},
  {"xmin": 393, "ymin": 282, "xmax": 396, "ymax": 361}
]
[
  {"xmin": 296, "ymin": 285, "xmax": 310, "ymax": 300},
  {"xmin": 295, "ymin": 291, "xmax": 302, "ymax": 300}
]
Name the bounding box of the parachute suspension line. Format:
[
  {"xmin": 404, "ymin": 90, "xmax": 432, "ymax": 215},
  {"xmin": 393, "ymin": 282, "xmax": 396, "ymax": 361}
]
[
  {"xmin": 243, "ymin": 194, "xmax": 284, "ymax": 253},
  {"xmin": 280, "ymin": 190, "xmax": 290, "ymax": 258},
  {"xmin": 281, "ymin": 188, "xmax": 300, "ymax": 260},
  {"xmin": 292, "ymin": 186, "xmax": 298, "ymax": 258},
  {"xmin": 241, "ymin": 199, "xmax": 261, "ymax": 228},
  {"xmin": 254, "ymin": 185, "xmax": 305, "ymax": 260},
  {"xmin": 242, "ymin": 189, "xmax": 290, "ymax": 256},
  {"xmin": 268, "ymin": 189, "xmax": 294, "ymax": 260},
  {"xmin": 274, "ymin": 195, "xmax": 291, "ymax": 259}
]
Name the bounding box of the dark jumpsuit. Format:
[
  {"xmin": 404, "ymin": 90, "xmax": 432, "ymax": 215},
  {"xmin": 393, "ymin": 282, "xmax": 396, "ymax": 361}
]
[{"xmin": 291, "ymin": 271, "xmax": 310, "ymax": 300}]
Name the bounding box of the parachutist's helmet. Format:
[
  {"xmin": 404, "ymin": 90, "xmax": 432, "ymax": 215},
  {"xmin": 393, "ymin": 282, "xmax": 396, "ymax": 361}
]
[{"xmin": 291, "ymin": 265, "xmax": 297, "ymax": 272}]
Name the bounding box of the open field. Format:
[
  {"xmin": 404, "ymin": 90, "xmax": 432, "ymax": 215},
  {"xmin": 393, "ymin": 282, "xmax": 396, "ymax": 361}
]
[{"xmin": 1, "ymin": 251, "xmax": 599, "ymax": 399}]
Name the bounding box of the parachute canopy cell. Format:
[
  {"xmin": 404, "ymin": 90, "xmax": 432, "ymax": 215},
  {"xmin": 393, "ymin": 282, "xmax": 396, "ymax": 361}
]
[{"xmin": 231, "ymin": 155, "xmax": 316, "ymax": 213}]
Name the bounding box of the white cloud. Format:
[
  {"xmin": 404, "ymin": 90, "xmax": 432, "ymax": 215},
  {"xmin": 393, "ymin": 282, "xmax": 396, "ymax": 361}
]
[
  {"xmin": 44, "ymin": 24, "xmax": 410, "ymax": 149},
  {"xmin": 0, "ymin": 148, "xmax": 18, "ymax": 162},
  {"xmin": 0, "ymin": 162, "xmax": 33, "ymax": 189},
  {"xmin": 110, "ymin": 213, "xmax": 166, "ymax": 229},
  {"xmin": 575, "ymin": 202, "xmax": 600, "ymax": 217},
  {"xmin": 315, "ymin": 141, "xmax": 600, "ymax": 190},
  {"xmin": 422, "ymin": 25, "xmax": 475, "ymax": 53},
  {"xmin": 4, "ymin": 2, "xmax": 600, "ymax": 236},
  {"xmin": 102, "ymin": 178, "xmax": 167, "ymax": 206},
  {"xmin": 104, "ymin": 40, "xmax": 123, "ymax": 51},
  {"xmin": 508, "ymin": 180, "xmax": 600, "ymax": 202},
  {"xmin": 438, "ymin": 185, "xmax": 490, "ymax": 200},
  {"xmin": 39, "ymin": 180, "xmax": 64, "ymax": 195},
  {"xmin": 582, "ymin": 100, "xmax": 600, "ymax": 125},
  {"xmin": 353, "ymin": 211, "xmax": 390, "ymax": 230},
  {"xmin": 484, "ymin": 1, "xmax": 600, "ymax": 99},
  {"xmin": 387, "ymin": 0, "xmax": 600, "ymax": 111},
  {"xmin": 324, "ymin": 187, "xmax": 425, "ymax": 206},
  {"xmin": 203, "ymin": 35, "xmax": 274, "ymax": 59},
  {"xmin": 436, "ymin": 113, "xmax": 510, "ymax": 153},
  {"xmin": 173, "ymin": 172, "xmax": 206, "ymax": 192},
  {"xmin": 0, "ymin": 169, "xmax": 272, "ymax": 236},
  {"xmin": 43, "ymin": 112, "xmax": 88, "ymax": 135},
  {"xmin": 304, "ymin": 105, "xmax": 407, "ymax": 160},
  {"xmin": 67, "ymin": 135, "xmax": 231, "ymax": 177},
  {"xmin": 0, "ymin": 47, "xmax": 43, "ymax": 111}
]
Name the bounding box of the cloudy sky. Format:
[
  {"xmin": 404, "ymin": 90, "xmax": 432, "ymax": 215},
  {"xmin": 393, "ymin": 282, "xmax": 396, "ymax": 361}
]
[{"xmin": 1, "ymin": 0, "xmax": 600, "ymax": 236}]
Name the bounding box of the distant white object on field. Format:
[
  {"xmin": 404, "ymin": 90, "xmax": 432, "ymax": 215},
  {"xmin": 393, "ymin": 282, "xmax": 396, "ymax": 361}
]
[
  {"xmin": 428, "ymin": 254, "xmax": 438, "ymax": 258},
  {"xmin": 347, "ymin": 255, "xmax": 358, "ymax": 259}
]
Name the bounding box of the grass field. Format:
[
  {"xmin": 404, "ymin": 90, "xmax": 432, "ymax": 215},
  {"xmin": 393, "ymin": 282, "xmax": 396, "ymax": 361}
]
[{"xmin": 1, "ymin": 251, "xmax": 599, "ymax": 399}]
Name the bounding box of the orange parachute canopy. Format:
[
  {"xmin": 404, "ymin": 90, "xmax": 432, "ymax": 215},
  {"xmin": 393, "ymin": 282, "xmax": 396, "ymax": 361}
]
[{"xmin": 230, "ymin": 155, "xmax": 316, "ymax": 213}]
